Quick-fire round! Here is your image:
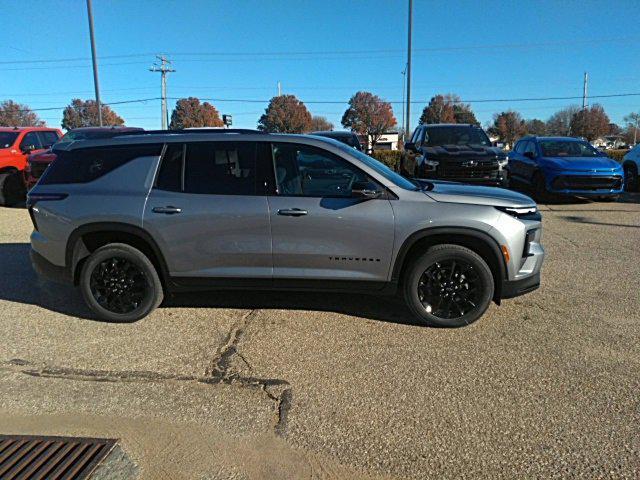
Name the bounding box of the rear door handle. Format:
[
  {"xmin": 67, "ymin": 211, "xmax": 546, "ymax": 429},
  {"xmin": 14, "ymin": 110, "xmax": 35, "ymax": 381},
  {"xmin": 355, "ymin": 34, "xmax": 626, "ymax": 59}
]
[
  {"xmin": 152, "ymin": 206, "xmax": 182, "ymax": 214},
  {"xmin": 277, "ymin": 208, "xmax": 308, "ymax": 217}
]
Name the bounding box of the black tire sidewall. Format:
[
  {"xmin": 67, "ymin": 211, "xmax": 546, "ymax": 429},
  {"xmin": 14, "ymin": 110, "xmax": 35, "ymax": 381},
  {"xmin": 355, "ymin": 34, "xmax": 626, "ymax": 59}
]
[
  {"xmin": 624, "ymin": 164, "xmax": 639, "ymax": 192},
  {"xmin": 403, "ymin": 245, "xmax": 494, "ymax": 328},
  {"xmin": 80, "ymin": 243, "xmax": 163, "ymax": 322}
]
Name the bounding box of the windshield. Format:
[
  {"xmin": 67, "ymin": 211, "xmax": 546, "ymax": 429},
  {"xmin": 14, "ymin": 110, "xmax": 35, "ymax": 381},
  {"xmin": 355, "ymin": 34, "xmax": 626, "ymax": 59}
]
[
  {"xmin": 539, "ymin": 140, "xmax": 601, "ymax": 157},
  {"xmin": 331, "ymin": 140, "xmax": 419, "ymax": 190},
  {"xmin": 424, "ymin": 126, "xmax": 491, "ymax": 147},
  {"xmin": 0, "ymin": 132, "xmax": 19, "ymax": 148}
]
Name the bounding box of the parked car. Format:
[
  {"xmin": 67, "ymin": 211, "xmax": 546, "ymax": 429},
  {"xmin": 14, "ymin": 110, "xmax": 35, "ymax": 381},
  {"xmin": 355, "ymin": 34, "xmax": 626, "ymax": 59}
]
[
  {"xmin": 0, "ymin": 126, "xmax": 61, "ymax": 205},
  {"xmin": 25, "ymin": 126, "xmax": 144, "ymax": 190},
  {"xmin": 400, "ymin": 124, "xmax": 509, "ymax": 187},
  {"xmin": 622, "ymin": 144, "xmax": 640, "ymax": 192},
  {"xmin": 29, "ymin": 129, "xmax": 543, "ymax": 327},
  {"xmin": 509, "ymin": 136, "xmax": 625, "ymax": 201},
  {"xmin": 311, "ymin": 131, "xmax": 363, "ymax": 151}
]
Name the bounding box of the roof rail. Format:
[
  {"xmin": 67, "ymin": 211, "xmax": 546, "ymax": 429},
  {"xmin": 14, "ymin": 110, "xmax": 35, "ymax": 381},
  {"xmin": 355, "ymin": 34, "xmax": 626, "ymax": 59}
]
[{"xmin": 114, "ymin": 128, "xmax": 265, "ymax": 137}]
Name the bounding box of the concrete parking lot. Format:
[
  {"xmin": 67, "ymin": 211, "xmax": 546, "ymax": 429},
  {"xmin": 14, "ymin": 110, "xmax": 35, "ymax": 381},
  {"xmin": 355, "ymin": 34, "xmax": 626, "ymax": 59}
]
[{"xmin": 1, "ymin": 196, "xmax": 639, "ymax": 479}]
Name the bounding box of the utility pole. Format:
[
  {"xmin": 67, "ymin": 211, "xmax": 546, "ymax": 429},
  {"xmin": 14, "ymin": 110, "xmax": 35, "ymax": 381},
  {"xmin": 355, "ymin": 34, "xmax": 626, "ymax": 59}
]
[
  {"xmin": 401, "ymin": 64, "xmax": 407, "ymax": 142},
  {"xmin": 405, "ymin": 0, "xmax": 413, "ymax": 138},
  {"xmin": 86, "ymin": 0, "xmax": 102, "ymax": 126},
  {"xmin": 582, "ymin": 71, "xmax": 588, "ymax": 109},
  {"xmin": 150, "ymin": 55, "xmax": 175, "ymax": 129},
  {"xmin": 277, "ymin": 81, "xmax": 282, "ymax": 96}
]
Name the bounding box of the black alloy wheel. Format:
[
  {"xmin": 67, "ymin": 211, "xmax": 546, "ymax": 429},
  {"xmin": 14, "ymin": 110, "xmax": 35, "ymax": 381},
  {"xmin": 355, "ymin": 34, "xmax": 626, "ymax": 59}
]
[
  {"xmin": 403, "ymin": 244, "xmax": 494, "ymax": 328},
  {"xmin": 89, "ymin": 257, "xmax": 149, "ymax": 314},
  {"xmin": 417, "ymin": 259, "xmax": 481, "ymax": 319},
  {"xmin": 80, "ymin": 243, "xmax": 163, "ymax": 322}
]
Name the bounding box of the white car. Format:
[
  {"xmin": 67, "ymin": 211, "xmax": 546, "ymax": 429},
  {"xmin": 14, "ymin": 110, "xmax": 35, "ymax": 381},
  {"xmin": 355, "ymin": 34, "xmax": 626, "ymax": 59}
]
[{"xmin": 622, "ymin": 145, "xmax": 640, "ymax": 191}]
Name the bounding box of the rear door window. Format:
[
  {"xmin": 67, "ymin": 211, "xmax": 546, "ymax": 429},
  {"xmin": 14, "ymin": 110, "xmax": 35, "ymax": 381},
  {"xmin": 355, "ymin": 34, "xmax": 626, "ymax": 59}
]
[
  {"xmin": 20, "ymin": 132, "xmax": 42, "ymax": 151},
  {"xmin": 183, "ymin": 142, "xmax": 257, "ymax": 195},
  {"xmin": 40, "ymin": 144, "xmax": 163, "ymax": 184},
  {"xmin": 38, "ymin": 131, "xmax": 61, "ymax": 148}
]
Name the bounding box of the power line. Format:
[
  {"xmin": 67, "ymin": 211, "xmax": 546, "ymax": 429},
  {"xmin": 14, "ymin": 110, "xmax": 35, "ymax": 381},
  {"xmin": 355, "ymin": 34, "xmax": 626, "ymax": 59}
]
[
  {"xmin": 1, "ymin": 35, "xmax": 638, "ymax": 65},
  {"xmin": 168, "ymin": 92, "xmax": 640, "ymax": 105}
]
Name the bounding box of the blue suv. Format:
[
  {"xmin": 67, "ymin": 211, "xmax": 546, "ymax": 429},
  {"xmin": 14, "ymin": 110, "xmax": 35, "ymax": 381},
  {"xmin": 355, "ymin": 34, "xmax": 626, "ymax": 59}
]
[{"xmin": 508, "ymin": 136, "xmax": 624, "ymax": 201}]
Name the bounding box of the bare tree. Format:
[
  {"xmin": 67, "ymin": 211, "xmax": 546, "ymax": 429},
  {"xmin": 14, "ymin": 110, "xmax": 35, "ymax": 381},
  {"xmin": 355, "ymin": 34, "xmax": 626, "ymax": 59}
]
[
  {"xmin": 569, "ymin": 104, "xmax": 610, "ymax": 141},
  {"xmin": 492, "ymin": 110, "xmax": 526, "ymax": 148},
  {"xmin": 546, "ymin": 105, "xmax": 580, "ymax": 136},
  {"xmin": 310, "ymin": 115, "xmax": 334, "ymax": 131}
]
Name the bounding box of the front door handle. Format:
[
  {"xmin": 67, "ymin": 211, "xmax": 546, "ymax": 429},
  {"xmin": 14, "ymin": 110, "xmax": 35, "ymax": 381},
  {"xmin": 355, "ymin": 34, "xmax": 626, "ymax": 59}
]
[
  {"xmin": 277, "ymin": 208, "xmax": 308, "ymax": 217},
  {"xmin": 152, "ymin": 206, "xmax": 182, "ymax": 214}
]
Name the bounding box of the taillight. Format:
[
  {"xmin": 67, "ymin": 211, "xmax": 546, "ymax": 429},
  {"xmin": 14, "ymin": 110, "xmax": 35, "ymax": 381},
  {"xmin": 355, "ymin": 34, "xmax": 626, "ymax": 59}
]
[
  {"xmin": 27, "ymin": 193, "xmax": 68, "ymax": 231},
  {"xmin": 26, "ymin": 193, "xmax": 68, "ymax": 208}
]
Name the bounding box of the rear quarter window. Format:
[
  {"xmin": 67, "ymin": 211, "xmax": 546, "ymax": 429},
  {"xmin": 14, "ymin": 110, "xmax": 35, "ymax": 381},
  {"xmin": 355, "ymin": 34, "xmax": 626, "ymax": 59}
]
[{"xmin": 40, "ymin": 144, "xmax": 163, "ymax": 185}]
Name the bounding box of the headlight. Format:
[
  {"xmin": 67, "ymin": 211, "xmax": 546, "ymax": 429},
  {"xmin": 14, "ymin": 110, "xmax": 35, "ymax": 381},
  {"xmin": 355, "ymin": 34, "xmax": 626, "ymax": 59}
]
[
  {"xmin": 422, "ymin": 158, "xmax": 439, "ymax": 171},
  {"xmin": 495, "ymin": 205, "xmax": 540, "ymax": 220}
]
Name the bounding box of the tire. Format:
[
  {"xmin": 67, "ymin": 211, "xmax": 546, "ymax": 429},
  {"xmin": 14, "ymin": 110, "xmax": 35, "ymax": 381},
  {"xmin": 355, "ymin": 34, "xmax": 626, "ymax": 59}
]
[
  {"xmin": 624, "ymin": 164, "xmax": 639, "ymax": 192},
  {"xmin": 403, "ymin": 244, "xmax": 494, "ymax": 328},
  {"xmin": 0, "ymin": 170, "xmax": 26, "ymax": 207},
  {"xmin": 79, "ymin": 243, "xmax": 163, "ymax": 322},
  {"xmin": 533, "ymin": 171, "xmax": 552, "ymax": 203}
]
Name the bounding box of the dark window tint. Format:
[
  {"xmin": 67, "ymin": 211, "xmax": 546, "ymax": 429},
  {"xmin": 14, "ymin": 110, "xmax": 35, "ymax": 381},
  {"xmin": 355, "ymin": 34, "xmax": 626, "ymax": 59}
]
[
  {"xmin": 523, "ymin": 141, "xmax": 537, "ymax": 156},
  {"xmin": 184, "ymin": 142, "xmax": 256, "ymax": 195},
  {"xmin": 40, "ymin": 144, "xmax": 162, "ymax": 185},
  {"xmin": 156, "ymin": 143, "xmax": 184, "ymax": 192},
  {"xmin": 20, "ymin": 132, "xmax": 42, "ymax": 150},
  {"xmin": 272, "ymin": 143, "xmax": 371, "ymax": 197},
  {"xmin": 38, "ymin": 131, "xmax": 60, "ymax": 148},
  {"xmin": 0, "ymin": 132, "xmax": 19, "ymax": 148}
]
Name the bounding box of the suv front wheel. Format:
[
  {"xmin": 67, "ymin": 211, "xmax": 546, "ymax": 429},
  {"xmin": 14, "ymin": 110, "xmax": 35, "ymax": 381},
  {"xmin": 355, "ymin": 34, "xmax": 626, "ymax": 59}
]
[
  {"xmin": 79, "ymin": 243, "xmax": 164, "ymax": 322},
  {"xmin": 403, "ymin": 244, "xmax": 494, "ymax": 327}
]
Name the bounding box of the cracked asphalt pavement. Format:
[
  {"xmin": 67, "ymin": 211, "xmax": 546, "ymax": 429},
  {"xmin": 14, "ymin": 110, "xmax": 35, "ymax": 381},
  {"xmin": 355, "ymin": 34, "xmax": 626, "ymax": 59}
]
[{"xmin": 1, "ymin": 194, "xmax": 639, "ymax": 479}]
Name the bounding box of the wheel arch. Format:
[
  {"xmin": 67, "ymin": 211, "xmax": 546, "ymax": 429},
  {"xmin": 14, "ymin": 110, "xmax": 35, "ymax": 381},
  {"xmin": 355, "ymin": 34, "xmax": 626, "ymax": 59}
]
[
  {"xmin": 66, "ymin": 222, "xmax": 170, "ymax": 287},
  {"xmin": 391, "ymin": 227, "xmax": 507, "ymax": 303}
]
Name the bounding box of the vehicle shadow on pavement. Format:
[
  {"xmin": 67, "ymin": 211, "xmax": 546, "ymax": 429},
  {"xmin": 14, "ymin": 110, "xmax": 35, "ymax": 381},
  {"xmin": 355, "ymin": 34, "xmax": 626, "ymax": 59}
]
[
  {"xmin": 0, "ymin": 242, "xmax": 416, "ymax": 325},
  {"xmin": 0, "ymin": 243, "xmax": 93, "ymax": 319},
  {"xmin": 165, "ymin": 289, "xmax": 416, "ymax": 326}
]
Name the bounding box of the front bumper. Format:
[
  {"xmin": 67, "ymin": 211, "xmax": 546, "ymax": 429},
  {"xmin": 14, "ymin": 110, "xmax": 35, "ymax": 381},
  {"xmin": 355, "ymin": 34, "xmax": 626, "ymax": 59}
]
[
  {"xmin": 501, "ymin": 271, "xmax": 540, "ymax": 298},
  {"xmin": 30, "ymin": 248, "xmax": 71, "ymax": 285},
  {"xmin": 546, "ymin": 172, "xmax": 624, "ymax": 196}
]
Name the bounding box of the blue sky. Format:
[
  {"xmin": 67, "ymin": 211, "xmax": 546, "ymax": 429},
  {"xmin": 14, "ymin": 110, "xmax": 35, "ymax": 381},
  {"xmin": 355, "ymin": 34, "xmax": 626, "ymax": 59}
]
[{"xmin": 1, "ymin": 0, "xmax": 639, "ymax": 132}]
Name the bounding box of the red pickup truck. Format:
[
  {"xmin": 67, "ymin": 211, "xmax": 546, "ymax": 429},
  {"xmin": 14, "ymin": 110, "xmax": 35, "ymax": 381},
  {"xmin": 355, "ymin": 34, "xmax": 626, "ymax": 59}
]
[{"xmin": 0, "ymin": 126, "xmax": 61, "ymax": 206}]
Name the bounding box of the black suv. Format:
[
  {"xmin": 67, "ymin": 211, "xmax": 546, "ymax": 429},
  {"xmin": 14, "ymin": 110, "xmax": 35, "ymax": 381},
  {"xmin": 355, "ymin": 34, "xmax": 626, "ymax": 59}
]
[{"xmin": 400, "ymin": 124, "xmax": 508, "ymax": 187}]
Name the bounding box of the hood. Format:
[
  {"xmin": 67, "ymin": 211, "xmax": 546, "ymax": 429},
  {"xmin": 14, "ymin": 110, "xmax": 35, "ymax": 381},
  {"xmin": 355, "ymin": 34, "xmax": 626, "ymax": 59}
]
[
  {"xmin": 422, "ymin": 145, "xmax": 504, "ymax": 158},
  {"xmin": 424, "ymin": 181, "xmax": 535, "ymax": 208},
  {"xmin": 541, "ymin": 156, "xmax": 622, "ymax": 172},
  {"xmin": 28, "ymin": 148, "xmax": 56, "ymax": 163}
]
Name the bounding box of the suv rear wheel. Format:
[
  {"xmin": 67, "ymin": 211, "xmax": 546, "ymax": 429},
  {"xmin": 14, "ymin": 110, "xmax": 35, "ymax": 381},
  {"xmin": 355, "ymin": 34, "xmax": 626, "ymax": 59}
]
[
  {"xmin": 79, "ymin": 243, "xmax": 163, "ymax": 322},
  {"xmin": 403, "ymin": 244, "xmax": 494, "ymax": 327},
  {"xmin": 0, "ymin": 170, "xmax": 26, "ymax": 207}
]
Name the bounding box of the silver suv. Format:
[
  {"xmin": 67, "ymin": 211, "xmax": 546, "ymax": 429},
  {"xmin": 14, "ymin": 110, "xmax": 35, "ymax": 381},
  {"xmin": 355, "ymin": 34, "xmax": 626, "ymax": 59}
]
[{"xmin": 28, "ymin": 129, "xmax": 544, "ymax": 327}]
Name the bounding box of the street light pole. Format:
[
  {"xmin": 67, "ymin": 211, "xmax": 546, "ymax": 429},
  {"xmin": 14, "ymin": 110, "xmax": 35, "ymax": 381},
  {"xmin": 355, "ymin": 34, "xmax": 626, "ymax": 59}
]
[
  {"xmin": 405, "ymin": 0, "xmax": 413, "ymax": 138},
  {"xmin": 401, "ymin": 65, "xmax": 407, "ymax": 142},
  {"xmin": 86, "ymin": 0, "xmax": 102, "ymax": 126}
]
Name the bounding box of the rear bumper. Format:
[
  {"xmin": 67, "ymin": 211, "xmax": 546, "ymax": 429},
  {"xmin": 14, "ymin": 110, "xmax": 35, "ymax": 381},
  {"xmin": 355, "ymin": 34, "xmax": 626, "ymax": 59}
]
[
  {"xmin": 30, "ymin": 248, "xmax": 71, "ymax": 285},
  {"xmin": 501, "ymin": 271, "xmax": 540, "ymax": 299}
]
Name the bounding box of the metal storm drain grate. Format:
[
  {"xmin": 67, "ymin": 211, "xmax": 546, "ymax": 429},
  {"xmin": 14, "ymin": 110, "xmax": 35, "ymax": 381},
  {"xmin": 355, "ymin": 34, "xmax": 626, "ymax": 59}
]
[{"xmin": 0, "ymin": 435, "xmax": 116, "ymax": 480}]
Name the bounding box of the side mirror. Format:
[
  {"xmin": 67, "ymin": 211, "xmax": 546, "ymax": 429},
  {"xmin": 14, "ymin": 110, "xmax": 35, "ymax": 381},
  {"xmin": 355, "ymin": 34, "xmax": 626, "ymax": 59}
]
[
  {"xmin": 404, "ymin": 142, "xmax": 418, "ymax": 153},
  {"xmin": 21, "ymin": 144, "xmax": 36, "ymax": 154},
  {"xmin": 523, "ymin": 151, "xmax": 536, "ymax": 159}
]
